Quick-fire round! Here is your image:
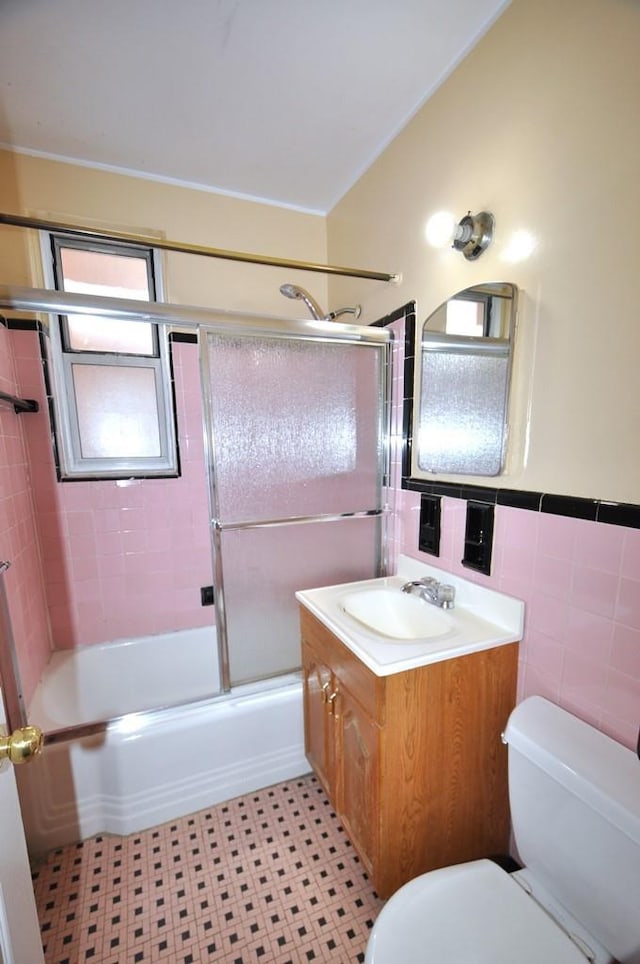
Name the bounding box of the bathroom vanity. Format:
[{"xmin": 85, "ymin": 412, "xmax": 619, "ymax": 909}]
[{"xmin": 296, "ymin": 557, "xmax": 523, "ymax": 899}]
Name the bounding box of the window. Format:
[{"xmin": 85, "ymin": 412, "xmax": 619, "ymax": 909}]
[
  {"xmin": 445, "ymin": 291, "xmax": 492, "ymax": 337},
  {"xmin": 43, "ymin": 233, "xmax": 178, "ymax": 479}
]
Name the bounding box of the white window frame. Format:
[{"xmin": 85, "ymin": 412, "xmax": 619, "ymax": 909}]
[{"xmin": 41, "ymin": 231, "xmax": 179, "ymax": 480}]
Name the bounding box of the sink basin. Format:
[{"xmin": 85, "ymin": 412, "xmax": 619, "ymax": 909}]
[
  {"xmin": 340, "ymin": 588, "xmax": 453, "ymax": 640},
  {"xmin": 296, "ymin": 556, "xmax": 525, "ymax": 676}
]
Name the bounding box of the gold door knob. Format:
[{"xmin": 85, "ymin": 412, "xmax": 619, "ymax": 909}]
[{"xmin": 0, "ymin": 725, "xmax": 44, "ymax": 765}]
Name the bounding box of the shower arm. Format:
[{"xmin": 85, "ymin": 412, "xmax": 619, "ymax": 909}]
[{"xmin": 326, "ymin": 306, "xmax": 362, "ymax": 321}]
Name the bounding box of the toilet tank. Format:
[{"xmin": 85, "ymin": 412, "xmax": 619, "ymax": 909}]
[{"xmin": 504, "ymin": 696, "xmax": 640, "ymax": 964}]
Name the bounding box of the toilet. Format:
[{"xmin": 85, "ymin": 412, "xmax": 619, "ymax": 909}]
[{"xmin": 365, "ymin": 696, "xmax": 640, "ymax": 964}]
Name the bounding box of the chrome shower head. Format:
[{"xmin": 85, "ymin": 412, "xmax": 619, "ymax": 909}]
[
  {"xmin": 279, "ymin": 284, "xmax": 324, "ymax": 321},
  {"xmin": 279, "ymin": 284, "xmax": 362, "ymax": 323}
]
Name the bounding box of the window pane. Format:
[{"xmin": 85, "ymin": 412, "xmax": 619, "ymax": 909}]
[
  {"xmin": 72, "ymin": 364, "xmax": 162, "ymax": 459},
  {"xmin": 60, "ymin": 247, "xmax": 150, "ymax": 296},
  {"xmin": 65, "ymin": 312, "xmax": 155, "ymax": 355},
  {"xmin": 59, "ymin": 246, "xmax": 155, "ymax": 354},
  {"xmin": 445, "ymin": 299, "xmax": 485, "ymax": 336}
]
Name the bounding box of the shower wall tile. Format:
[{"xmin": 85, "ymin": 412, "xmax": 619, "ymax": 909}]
[
  {"xmin": 0, "ymin": 325, "xmax": 52, "ymax": 706},
  {"xmin": 532, "ymin": 552, "xmax": 572, "ymax": 600},
  {"xmin": 12, "ymin": 333, "xmax": 213, "ymax": 652},
  {"xmin": 573, "ymin": 520, "xmax": 625, "ymax": 574},
  {"xmin": 571, "ymin": 565, "xmax": 619, "ymax": 620},
  {"xmin": 536, "ymin": 511, "xmax": 576, "ymax": 560},
  {"xmin": 616, "ymin": 576, "xmax": 640, "ymax": 630},
  {"xmin": 565, "ymin": 606, "xmax": 614, "ymax": 664},
  {"xmin": 396, "ymin": 493, "xmax": 640, "ymax": 750},
  {"xmin": 520, "ymin": 628, "xmax": 565, "ymax": 681},
  {"xmin": 528, "ymin": 590, "xmax": 570, "ymax": 641},
  {"xmin": 611, "ymin": 622, "xmax": 640, "ymax": 677},
  {"xmin": 621, "ymin": 527, "xmax": 640, "ymax": 577}
]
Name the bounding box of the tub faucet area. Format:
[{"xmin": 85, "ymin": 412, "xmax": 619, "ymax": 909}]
[{"xmin": 401, "ymin": 577, "xmax": 456, "ymax": 609}]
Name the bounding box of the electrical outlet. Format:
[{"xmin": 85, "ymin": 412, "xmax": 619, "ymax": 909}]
[{"xmin": 200, "ymin": 585, "xmax": 214, "ymax": 606}]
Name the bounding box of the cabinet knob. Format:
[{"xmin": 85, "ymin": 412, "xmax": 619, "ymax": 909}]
[{"xmin": 327, "ymin": 690, "xmax": 338, "ymax": 717}]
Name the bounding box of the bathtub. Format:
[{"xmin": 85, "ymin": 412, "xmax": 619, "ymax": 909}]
[
  {"xmin": 18, "ymin": 627, "xmax": 308, "ymax": 856},
  {"xmin": 28, "ymin": 626, "xmax": 222, "ymax": 727}
]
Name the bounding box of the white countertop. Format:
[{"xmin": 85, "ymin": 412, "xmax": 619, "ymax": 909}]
[{"xmin": 296, "ymin": 555, "xmax": 524, "ymax": 678}]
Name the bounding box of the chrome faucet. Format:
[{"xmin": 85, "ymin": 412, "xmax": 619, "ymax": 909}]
[{"xmin": 401, "ymin": 577, "xmax": 456, "ymax": 610}]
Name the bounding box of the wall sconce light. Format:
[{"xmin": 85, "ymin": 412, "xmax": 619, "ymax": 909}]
[{"xmin": 425, "ymin": 210, "xmax": 495, "ymax": 261}]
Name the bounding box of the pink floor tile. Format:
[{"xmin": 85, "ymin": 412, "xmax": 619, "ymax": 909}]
[{"xmin": 32, "ymin": 775, "xmax": 383, "ymax": 964}]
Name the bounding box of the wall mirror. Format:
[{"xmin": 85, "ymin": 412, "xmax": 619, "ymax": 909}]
[{"xmin": 412, "ymin": 282, "xmax": 518, "ymax": 477}]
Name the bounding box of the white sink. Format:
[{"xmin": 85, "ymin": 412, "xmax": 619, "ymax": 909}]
[
  {"xmin": 296, "ymin": 555, "xmax": 525, "ymax": 677},
  {"xmin": 340, "ymin": 588, "xmax": 453, "ymax": 641}
]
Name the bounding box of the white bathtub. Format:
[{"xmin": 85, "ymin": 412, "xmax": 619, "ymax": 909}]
[
  {"xmin": 18, "ymin": 628, "xmax": 308, "ymax": 856},
  {"xmin": 28, "ymin": 626, "xmax": 222, "ymax": 728}
]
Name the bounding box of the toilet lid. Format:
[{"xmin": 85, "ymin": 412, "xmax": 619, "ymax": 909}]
[{"xmin": 365, "ymin": 860, "xmax": 590, "ymax": 964}]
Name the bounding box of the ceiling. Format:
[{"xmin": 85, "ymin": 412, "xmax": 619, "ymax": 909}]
[{"xmin": 0, "ymin": 0, "xmax": 509, "ymax": 214}]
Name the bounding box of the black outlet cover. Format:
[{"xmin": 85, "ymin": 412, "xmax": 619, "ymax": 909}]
[{"xmin": 200, "ymin": 585, "xmax": 214, "ymax": 606}]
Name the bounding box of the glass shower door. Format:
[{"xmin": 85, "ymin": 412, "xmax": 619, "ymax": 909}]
[{"xmin": 201, "ymin": 331, "xmax": 387, "ymax": 687}]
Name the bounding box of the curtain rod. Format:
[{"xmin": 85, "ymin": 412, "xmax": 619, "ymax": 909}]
[
  {"xmin": 0, "ymin": 212, "xmax": 401, "ymax": 284},
  {"xmin": 0, "ymin": 389, "xmax": 39, "ymax": 414}
]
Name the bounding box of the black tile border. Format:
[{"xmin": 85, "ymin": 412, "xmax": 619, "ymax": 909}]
[
  {"xmin": 597, "ymin": 501, "xmax": 640, "ymax": 528},
  {"xmin": 540, "ymin": 493, "xmax": 598, "ymax": 521},
  {"xmin": 370, "ymin": 301, "xmax": 415, "ymax": 329},
  {"xmin": 5, "ymin": 317, "xmax": 43, "ymax": 332},
  {"xmin": 371, "ymin": 301, "xmax": 417, "ymax": 483},
  {"xmin": 402, "ymin": 477, "xmax": 640, "ymax": 530},
  {"xmin": 398, "ymin": 305, "xmax": 416, "ymax": 481},
  {"xmin": 497, "ymin": 488, "xmax": 543, "ymax": 512}
]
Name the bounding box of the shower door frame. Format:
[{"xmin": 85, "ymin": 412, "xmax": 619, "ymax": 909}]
[
  {"xmin": 0, "ymin": 283, "xmax": 391, "ymax": 739},
  {"xmin": 199, "ymin": 324, "xmax": 392, "ymax": 693}
]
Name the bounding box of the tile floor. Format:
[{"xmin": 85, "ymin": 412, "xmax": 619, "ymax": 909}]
[{"xmin": 32, "ymin": 774, "xmax": 384, "ymax": 963}]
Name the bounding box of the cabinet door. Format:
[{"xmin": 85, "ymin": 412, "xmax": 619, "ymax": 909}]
[
  {"xmin": 302, "ymin": 643, "xmax": 335, "ymax": 800},
  {"xmin": 336, "ymin": 686, "xmax": 379, "ymax": 882}
]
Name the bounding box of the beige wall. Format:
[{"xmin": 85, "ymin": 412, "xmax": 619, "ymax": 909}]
[
  {"xmin": 327, "ymin": 0, "xmax": 640, "ymax": 504},
  {"xmin": 0, "ymin": 150, "xmax": 328, "ymax": 317},
  {"xmin": 2, "ymin": 0, "xmax": 639, "ymax": 503}
]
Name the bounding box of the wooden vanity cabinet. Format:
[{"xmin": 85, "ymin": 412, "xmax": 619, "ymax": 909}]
[{"xmin": 300, "ymin": 606, "xmax": 518, "ymax": 899}]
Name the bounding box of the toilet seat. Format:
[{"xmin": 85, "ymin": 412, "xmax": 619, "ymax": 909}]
[{"xmin": 365, "ymin": 859, "xmax": 593, "ymax": 964}]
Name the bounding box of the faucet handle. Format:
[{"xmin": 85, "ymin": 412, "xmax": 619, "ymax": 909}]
[{"xmin": 437, "ymin": 583, "xmax": 456, "ymax": 609}]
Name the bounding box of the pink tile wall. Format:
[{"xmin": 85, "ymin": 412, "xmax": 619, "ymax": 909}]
[
  {"xmin": 15, "ymin": 331, "xmax": 213, "ymax": 649},
  {"xmin": 396, "ymin": 490, "xmax": 640, "ymax": 751},
  {"xmin": 0, "ymin": 325, "xmax": 52, "ymax": 705}
]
